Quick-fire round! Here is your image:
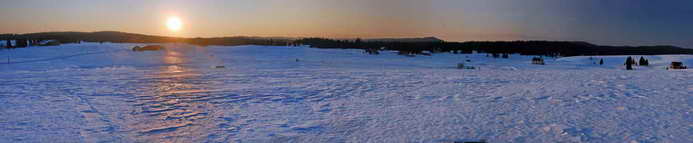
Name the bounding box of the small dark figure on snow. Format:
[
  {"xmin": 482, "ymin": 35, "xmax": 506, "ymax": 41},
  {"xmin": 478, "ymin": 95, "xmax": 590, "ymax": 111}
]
[
  {"xmin": 643, "ymin": 59, "xmax": 648, "ymax": 66},
  {"xmin": 625, "ymin": 56, "xmax": 635, "ymax": 70},
  {"xmin": 599, "ymin": 59, "xmax": 604, "ymax": 65},
  {"xmin": 639, "ymin": 57, "xmax": 649, "ymax": 66}
]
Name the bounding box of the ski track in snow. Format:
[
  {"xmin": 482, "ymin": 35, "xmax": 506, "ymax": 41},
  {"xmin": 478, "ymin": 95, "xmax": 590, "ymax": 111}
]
[{"xmin": 0, "ymin": 43, "xmax": 691, "ymax": 142}]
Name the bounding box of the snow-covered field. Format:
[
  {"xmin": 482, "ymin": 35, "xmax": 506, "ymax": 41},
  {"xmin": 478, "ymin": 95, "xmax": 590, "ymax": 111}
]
[{"xmin": 0, "ymin": 43, "xmax": 691, "ymax": 142}]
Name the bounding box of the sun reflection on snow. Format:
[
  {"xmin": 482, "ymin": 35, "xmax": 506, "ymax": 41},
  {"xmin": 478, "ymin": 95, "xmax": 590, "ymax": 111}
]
[{"xmin": 128, "ymin": 45, "xmax": 216, "ymax": 142}]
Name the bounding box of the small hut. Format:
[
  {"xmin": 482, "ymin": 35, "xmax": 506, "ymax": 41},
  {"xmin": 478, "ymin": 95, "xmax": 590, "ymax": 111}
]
[
  {"xmin": 531, "ymin": 57, "xmax": 545, "ymax": 65},
  {"xmin": 668, "ymin": 62, "xmax": 687, "ymax": 70}
]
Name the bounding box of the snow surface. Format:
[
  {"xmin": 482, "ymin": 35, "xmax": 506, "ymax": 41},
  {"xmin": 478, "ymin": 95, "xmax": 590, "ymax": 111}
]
[{"xmin": 0, "ymin": 43, "xmax": 691, "ymax": 142}]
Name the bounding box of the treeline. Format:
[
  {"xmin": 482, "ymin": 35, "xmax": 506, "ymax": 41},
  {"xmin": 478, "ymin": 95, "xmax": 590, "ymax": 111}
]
[
  {"xmin": 295, "ymin": 38, "xmax": 693, "ymax": 57},
  {"xmin": 0, "ymin": 31, "xmax": 294, "ymax": 47},
  {"xmin": 3, "ymin": 31, "xmax": 693, "ymax": 57}
]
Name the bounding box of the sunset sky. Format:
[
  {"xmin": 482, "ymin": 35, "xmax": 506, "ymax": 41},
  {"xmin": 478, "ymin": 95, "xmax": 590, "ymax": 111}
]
[{"xmin": 1, "ymin": 0, "xmax": 692, "ymax": 47}]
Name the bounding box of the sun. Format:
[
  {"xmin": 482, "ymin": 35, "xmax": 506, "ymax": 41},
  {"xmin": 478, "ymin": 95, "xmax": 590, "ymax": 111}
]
[{"xmin": 166, "ymin": 16, "xmax": 183, "ymax": 32}]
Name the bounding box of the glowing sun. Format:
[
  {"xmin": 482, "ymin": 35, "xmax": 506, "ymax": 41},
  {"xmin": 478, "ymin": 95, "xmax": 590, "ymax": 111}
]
[{"xmin": 166, "ymin": 17, "xmax": 183, "ymax": 32}]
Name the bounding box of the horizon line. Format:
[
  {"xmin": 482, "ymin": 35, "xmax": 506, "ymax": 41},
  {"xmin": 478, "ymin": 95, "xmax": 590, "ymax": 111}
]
[{"xmin": 0, "ymin": 30, "xmax": 686, "ymax": 48}]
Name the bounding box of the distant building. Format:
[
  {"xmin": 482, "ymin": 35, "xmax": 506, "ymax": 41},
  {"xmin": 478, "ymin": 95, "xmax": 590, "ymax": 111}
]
[
  {"xmin": 669, "ymin": 62, "xmax": 687, "ymax": 70},
  {"xmin": 38, "ymin": 40, "xmax": 61, "ymax": 46},
  {"xmin": 531, "ymin": 57, "xmax": 545, "ymax": 65},
  {"xmin": 15, "ymin": 39, "xmax": 28, "ymax": 47}
]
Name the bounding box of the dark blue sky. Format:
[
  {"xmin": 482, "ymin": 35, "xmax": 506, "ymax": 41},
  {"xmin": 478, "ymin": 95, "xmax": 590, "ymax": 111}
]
[{"xmin": 1, "ymin": 0, "xmax": 692, "ymax": 47}]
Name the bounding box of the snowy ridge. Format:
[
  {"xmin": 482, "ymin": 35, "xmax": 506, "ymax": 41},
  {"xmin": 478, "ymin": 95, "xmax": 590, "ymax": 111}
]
[{"xmin": 0, "ymin": 43, "xmax": 691, "ymax": 142}]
